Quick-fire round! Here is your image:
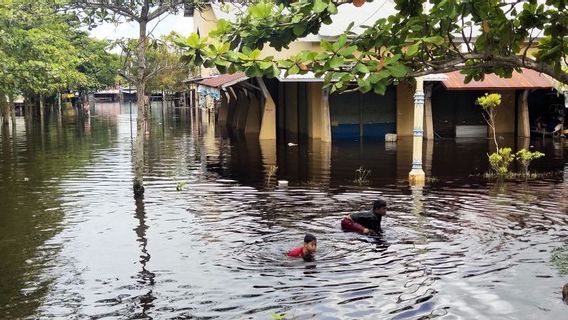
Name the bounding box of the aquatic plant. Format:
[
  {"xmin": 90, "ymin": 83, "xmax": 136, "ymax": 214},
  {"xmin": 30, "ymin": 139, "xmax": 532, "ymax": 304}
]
[
  {"xmin": 476, "ymin": 93, "xmax": 502, "ymax": 150},
  {"xmin": 267, "ymin": 165, "xmax": 278, "ymax": 185},
  {"xmin": 175, "ymin": 181, "xmax": 186, "ymax": 191},
  {"xmin": 488, "ymin": 147, "xmax": 514, "ymax": 176},
  {"xmin": 271, "ymin": 312, "xmax": 287, "ymax": 320},
  {"xmin": 550, "ymin": 245, "xmax": 568, "ymax": 274},
  {"xmin": 354, "ymin": 166, "xmax": 371, "ymax": 185},
  {"xmin": 516, "ymin": 149, "xmax": 545, "ymax": 180}
]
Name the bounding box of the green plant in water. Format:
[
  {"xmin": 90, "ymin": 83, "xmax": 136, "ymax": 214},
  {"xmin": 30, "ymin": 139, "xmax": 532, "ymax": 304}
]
[
  {"xmin": 267, "ymin": 165, "xmax": 278, "ymax": 184},
  {"xmin": 271, "ymin": 312, "xmax": 287, "ymax": 320},
  {"xmin": 476, "ymin": 93, "xmax": 502, "ymax": 150},
  {"xmin": 488, "ymin": 147, "xmax": 514, "ymax": 176},
  {"xmin": 515, "ymin": 148, "xmax": 545, "ymax": 180},
  {"xmin": 550, "ymin": 245, "xmax": 568, "ymax": 274},
  {"xmin": 354, "ymin": 166, "xmax": 371, "ymax": 185},
  {"xmin": 176, "ymin": 181, "xmax": 187, "ymax": 191}
]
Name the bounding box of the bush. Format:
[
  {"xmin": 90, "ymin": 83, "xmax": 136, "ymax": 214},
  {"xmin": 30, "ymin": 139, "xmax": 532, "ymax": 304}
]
[
  {"xmin": 516, "ymin": 148, "xmax": 545, "ymax": 179},
  {"xmin": 488, "ymin": 147, "xmax": 514, "ymax": 176}
]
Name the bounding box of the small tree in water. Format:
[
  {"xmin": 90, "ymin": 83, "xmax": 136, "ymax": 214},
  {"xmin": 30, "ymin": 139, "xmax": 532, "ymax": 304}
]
[
  {"xmin": 476, "ymin": 93, "xmax": 545, "ymax": 178},
  {"xmin": 476, "ymin": 93, "xmax": 502, "ymax": 150},
  {"xmin": 476, "ymin": 93, "xmax": 514, "ymax": 176},
  {"xmin": 516, "ymin": 149, "xmax": 545, "ymax": 180}
]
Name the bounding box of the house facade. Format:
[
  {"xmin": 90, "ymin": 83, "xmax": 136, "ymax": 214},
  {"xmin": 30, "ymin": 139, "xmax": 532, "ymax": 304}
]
[{"xmin": 187, "ymin": 1, "xmax": 561, "ymax": 185}]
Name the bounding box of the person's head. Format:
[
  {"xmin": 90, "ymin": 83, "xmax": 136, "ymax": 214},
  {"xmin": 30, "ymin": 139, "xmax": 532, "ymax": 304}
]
[
  {"xmin": 303, "ymin": 233, "xmax": 317, "ymax": 255},
  {"xmin": 373, "ymin": 199, "xmax": 387, "ymax": 217}
]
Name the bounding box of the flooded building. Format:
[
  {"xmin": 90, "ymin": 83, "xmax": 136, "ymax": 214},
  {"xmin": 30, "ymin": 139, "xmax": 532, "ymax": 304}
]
[{"xmin": 188, "ymin": 1, "xmax": 565, "ymax": 185}]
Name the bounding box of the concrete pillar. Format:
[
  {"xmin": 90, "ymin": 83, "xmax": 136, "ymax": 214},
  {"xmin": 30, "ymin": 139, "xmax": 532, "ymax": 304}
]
[
  {"xmin": 320, "ymin": 88, "xmax": 332, "ymax": 143},
  {"xmin": 423, "ymin": 83, "xmax": 434, "ymax": 140},
  {"xmin": 409, "ymin": 77, "xmax": 425, "ymax": 186},
  {"xmin": 258, "ymin": 77, "xmax": 277, "ymax": 140},
  {"xmin": 218, "ymin": 93, "xmax": 229, "ymax": 124},
  {"xmin": 307, "ymin": 83, "xmax": 323, "ymax": 139},
  {"xmin": 286, "ymin": 83, "xmax": 299, "ymax": 143},
  {"xmin": 245, "ymin": 92, "xmax": 260, "ymax": 135},
  {"xmin": 517, "ymin": 90, "xmax": 530, "ymax": 138}
]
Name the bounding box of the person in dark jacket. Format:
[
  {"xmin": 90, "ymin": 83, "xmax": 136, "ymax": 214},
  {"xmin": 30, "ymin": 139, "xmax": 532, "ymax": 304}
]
[{"xmin": 341, "ymin": 200, "xmax": 387, "ymax": 235}]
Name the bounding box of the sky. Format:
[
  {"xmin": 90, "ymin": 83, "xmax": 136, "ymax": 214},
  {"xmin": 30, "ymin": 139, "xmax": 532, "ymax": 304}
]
[{"xmin": 88, "ymin": 13, "xmax": 194, "ymax": 41}]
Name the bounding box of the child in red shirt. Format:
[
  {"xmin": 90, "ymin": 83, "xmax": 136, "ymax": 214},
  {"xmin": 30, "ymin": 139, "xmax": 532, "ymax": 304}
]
[{"xmin": 287, "ymin": 233, "xmax": 317, "ymax": 258}]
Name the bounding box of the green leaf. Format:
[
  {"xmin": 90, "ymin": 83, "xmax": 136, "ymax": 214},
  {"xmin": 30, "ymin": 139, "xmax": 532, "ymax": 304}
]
[
  {"xmin": 288, "ymin": 64, "xmax": 300, "ymax": 75},
  {"xmin": 293, "ymin": 24, "xmax": 306, "ymax": 37},
  {"xmin": 372, "ymin": 82, "xmax": 387, "ymax": 95},
  {"xmin": 386, "ymin": 64, "xmax": 407, "ymax": 77},
  {"xmin": 332, "ymin": 34, "xmax": 347, "ymax": 51},
  {"xmin": 406, "ymin": 42, "xmax": 420, "ymax": 57},
  {"xmin": 369, "ymin": 71, "xmax": 389, "ymax": 84},
  {"xmin": 187, "ymin": 33, "xmax": 200, "ymax": 48},
  {"xmin": 328, "ymin": 56, "xmax": 344, "ymax": 69},
  {"xmin": 278, "ymin": 60, "xmax": 295, "ymax": 68},
  {"xmin": 357, "ymin": 78, "xmax": 372, "ymax": 93},
  {"xmin": 245, "ymin": 65, "xmax": 262, "ymax": 77},
  {"xmin": 320, "ymin": 40, "xmax": 333, "ymax": 51},
  {"xmin": 313, "ymin": 0, "xmax": 328, "ymax": 13},
  {"xmin": 423, "ymin": 36, "xmax": 445, "ymax": 45},
  {"xmin": 338, "ymin": 46, "xmax": 357, "ymax": 57},
  {"xmin": 327, "ymin": 3, "xmax": 338, "ymax": 14},
  {"xmin": 249, "ymin": 49, "xmax": 262, "ymax": 60},
  {"xmin": 258, "ymin": 61, "xmax": 272, "ymax": 70},
  {"xmin": 354, "ymin": 63, "xmax": 370, "ymax": 74}
]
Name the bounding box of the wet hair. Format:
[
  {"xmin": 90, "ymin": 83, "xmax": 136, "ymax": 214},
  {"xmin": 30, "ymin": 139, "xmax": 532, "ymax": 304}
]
[
  {"xmin": 373, "ymin": 199, "xmax": 387, "ymax": 210},
  {"xmin": 304, "ymin": 233, "xmax": 317, "ymax": 243}
]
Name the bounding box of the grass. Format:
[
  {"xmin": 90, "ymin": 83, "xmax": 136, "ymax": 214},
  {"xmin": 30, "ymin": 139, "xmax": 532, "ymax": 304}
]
[
  {"xmin": 354, "ymin": 166, "xmax": 371, "ymax": 185},
  {"xmin": 267, "ymin": 165, "xmax": 278, "ymax": 185},
  {"xmin": 175, "ymin": 181, "xmax": 186, "ymax": 191},
  {"xmin": 551, "ymin": 245, "xmax": 568, "ymax": 274},
  {"xmin": 481, "ymin": 171, "xmax": 559, "ymax": 181}
]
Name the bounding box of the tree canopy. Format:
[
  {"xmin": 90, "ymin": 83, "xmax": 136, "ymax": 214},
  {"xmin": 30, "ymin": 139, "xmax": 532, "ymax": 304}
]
[
  {"xmin": 0, "ymin": 0, "xmax": 120, "ymax": 99},
  {"xmin": 177, "ymin": 0, "xmax": 568, "ymax": 94}
]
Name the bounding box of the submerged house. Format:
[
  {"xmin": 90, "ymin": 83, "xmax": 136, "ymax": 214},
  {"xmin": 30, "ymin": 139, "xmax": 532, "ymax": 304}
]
[{"xmin": 187, "ymin": 1, "xmax": 563, "ymax": 183}]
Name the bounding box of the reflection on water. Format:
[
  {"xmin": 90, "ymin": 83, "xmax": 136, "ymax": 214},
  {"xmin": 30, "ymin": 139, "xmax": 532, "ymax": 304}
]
[{"xmin": 0, "ymin": 102, "xmax": 567, "ymax": 319}]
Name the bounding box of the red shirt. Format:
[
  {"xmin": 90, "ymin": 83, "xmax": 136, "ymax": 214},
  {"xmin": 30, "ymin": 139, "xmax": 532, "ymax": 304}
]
[{"xmin": 287, "ymin": 246, "xmax": 305, "ymax": 257}]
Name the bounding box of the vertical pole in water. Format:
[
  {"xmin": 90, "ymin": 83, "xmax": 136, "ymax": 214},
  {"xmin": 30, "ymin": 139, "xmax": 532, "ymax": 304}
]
[
  {"xmin": 409, "ymin": 77, "xmax": 425, "ymax": 186},
  {"xmin": 129, "ymin": 84, "xmax": 133, "ymax": 139},
  {"xmin": 162, "ymin": 90, "xmax": 165, "ymax": 137}
]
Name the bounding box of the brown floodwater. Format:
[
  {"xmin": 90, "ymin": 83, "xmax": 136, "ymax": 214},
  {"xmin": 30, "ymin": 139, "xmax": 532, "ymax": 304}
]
[{"xmin": 0, "ymin": 102, "xmax": 567, "ymax": 319}]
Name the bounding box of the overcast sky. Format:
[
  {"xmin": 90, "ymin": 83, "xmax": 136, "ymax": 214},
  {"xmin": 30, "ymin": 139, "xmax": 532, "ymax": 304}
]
[{"xmin": 88, "ymin": 13, "xmax": 194, "ymax": 40}]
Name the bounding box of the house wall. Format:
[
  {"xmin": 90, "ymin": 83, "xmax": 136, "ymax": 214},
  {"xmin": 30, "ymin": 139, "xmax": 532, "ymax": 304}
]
[
  {"xmin": 493, "ymin": 90, "xmax": 516, "ymax": 135},
  {"xmin": 307, "ymin": 82, "xmax": 324, "ymax": 139},
  {"xmin": 329, "ymin": 86, "xmax": 396, "ymax": 140},
  {"xmin": 396, "ymin": 83, "xmax": 415, "ymax": 137}
]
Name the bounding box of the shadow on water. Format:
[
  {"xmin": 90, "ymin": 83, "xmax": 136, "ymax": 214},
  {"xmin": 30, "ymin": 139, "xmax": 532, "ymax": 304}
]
[{"xmin": 0, "ymin": 102, "xmax": 567, "ymax": 319}]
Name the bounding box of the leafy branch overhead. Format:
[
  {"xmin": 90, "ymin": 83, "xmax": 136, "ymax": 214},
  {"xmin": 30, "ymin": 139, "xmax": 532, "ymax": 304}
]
[{"xmin": 176, "ymin": 0, "xmax": 568, "ymax": 94}]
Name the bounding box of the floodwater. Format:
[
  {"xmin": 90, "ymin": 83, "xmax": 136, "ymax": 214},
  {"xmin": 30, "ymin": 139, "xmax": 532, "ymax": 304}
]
[{"xmin": 0, "ymin": 102, "xmax": 567, "ymax": 319}]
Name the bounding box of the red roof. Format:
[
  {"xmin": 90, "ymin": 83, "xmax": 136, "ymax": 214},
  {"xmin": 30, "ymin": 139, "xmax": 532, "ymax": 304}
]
[
  {"xmin": 197, "ymin": 72, "xmax": 248, "ymax": 89},
  {"xmin": 442, "ymin": 68, "xmax": 554, "ymax": 90}
]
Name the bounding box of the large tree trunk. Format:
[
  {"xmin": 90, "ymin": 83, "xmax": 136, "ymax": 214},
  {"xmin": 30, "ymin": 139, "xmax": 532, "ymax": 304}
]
[
  {"xmin": 133, "ymin": 18, "xmax": 148, "ymax": 198},
  {"xmin": 8, "ymin": 94, "xmax": 16, "ymax": 127},
  {"xmin": 39, "ymin": 93, "xmax": 45, "ymax": 122},
  {"xmin": 0, "ymin": 94, "xmax": 9, "ymax": 126}
]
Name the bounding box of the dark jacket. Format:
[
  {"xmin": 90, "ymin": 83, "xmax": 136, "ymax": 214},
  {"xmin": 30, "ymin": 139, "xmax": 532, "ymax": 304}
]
[{"xmin": 350, "ymin": 210, "xmax": 382, "ymax": 232}]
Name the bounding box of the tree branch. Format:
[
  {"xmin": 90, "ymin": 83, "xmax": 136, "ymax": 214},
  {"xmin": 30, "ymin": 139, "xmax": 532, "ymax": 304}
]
[
  {"xmin": 71, "ymin": 1, "xmax": 139, "ymax": 21},
  {"xmin": 147, "ymin": 0, "xmax": 186, "ymax": 21}
]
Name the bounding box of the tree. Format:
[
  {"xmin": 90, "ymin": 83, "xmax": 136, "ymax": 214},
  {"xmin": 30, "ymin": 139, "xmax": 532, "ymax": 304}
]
[
  {"xmin": 67, "ymin": 0, "xmax": 217, "ymax": 198},
  {"xmin": 0, "ymin": 0, "xmax": 119, "ymax": 125},
  {"xmin": 177, "ymin": 0, "xmax": 568, "ymax": 95}
]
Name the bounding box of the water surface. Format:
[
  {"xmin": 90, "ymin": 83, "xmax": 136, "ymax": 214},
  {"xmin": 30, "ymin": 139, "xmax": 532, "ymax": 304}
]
[{"xmin": 0, "ymin": 102, "xmax": 567, "ymax": 319}]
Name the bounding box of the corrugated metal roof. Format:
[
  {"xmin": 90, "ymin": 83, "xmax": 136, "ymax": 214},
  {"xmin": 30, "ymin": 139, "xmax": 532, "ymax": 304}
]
[
  {"xmin": 442, "ymin": 69, "xmax": 554, "ymax": 90},
  {"xmin": 196, "ymin": 72, "xmax": 248, "ymax": 89}
]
